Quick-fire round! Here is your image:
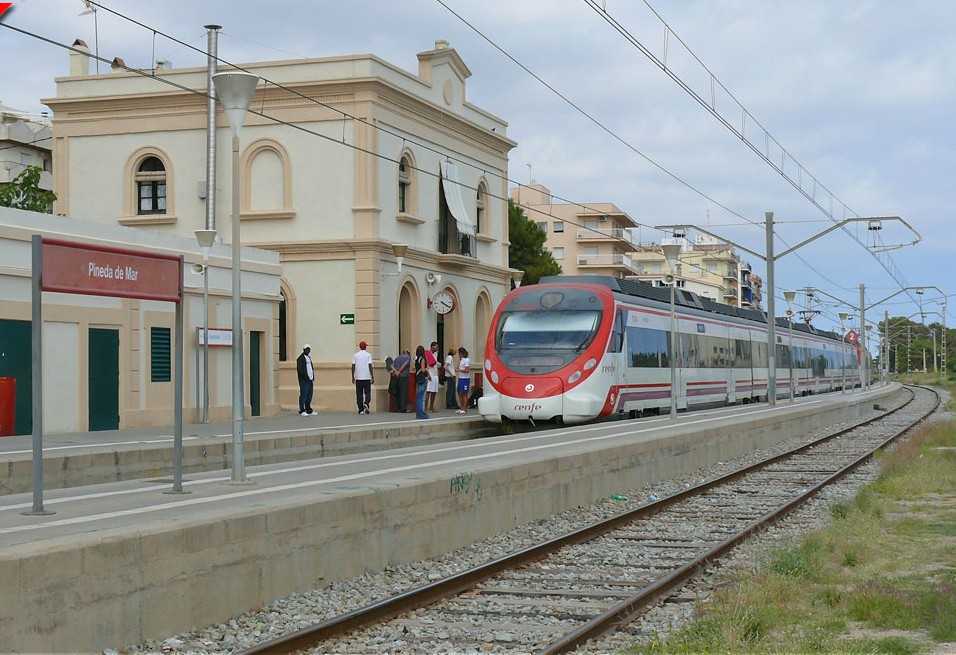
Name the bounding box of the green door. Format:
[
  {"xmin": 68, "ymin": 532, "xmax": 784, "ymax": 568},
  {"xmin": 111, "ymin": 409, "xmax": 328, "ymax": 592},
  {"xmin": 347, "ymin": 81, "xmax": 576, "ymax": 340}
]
[
  {"xmin": 250, "ymin": 331, "xmax": 261, "ymax": 417},
  {"xmin": 88, "ymin": 328, "xmax": 119, "ymax": 431},
  {"xmin": 0, "ymin": 319, "xmax": 32, "ymax": 435}
]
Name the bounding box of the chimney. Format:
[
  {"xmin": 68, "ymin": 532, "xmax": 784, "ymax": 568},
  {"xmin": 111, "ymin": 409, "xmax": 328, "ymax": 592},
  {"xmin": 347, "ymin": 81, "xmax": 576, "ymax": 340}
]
[
  {"xmin": 111, "ymin": 56, "xmax": 126, "ymax": 73},
  {"xmin": 70, "ymin": 38, "xmax": 91, "ymax": 76}
]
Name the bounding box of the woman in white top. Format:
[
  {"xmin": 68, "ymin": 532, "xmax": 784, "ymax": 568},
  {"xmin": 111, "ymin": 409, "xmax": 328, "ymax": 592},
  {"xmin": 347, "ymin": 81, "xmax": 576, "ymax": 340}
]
[
  {"xmin": 456, "ymin": 346, "xmax": 471, "ymax": 414},
  {"xmin": 425, "ymin": 341, "xmax": 439, "ymax": 412},
  {"xmin": 444, "ymin": 347, "xmax": 458, "ymax": 409}
]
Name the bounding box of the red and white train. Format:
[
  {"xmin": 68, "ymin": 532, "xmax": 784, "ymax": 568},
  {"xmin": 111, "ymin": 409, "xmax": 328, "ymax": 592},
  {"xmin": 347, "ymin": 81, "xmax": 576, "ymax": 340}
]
[{"xmin": 478, "ymin": 276, "xmax": 863, "ymax": 425}]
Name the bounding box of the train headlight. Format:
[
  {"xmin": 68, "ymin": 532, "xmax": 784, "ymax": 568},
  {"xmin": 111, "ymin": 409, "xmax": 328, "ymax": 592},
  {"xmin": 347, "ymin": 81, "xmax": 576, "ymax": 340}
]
[
  {"xmin": 491, "ymin": 370, "xmax": 499, "ymax": 384},
  {"xmin": 584, "ymin": 358, "xmax": 597, "ymax": 370},
  {"xmin": 485, "ymin": 359, "xmax": 491, "ymax": 370},
  {"xmin": 540, "ymin": 292, "xmax": 564, "ymax": 308},
  {"xmin": 568, "ymin": 370, "xmax": 582, "ymax": 384}
]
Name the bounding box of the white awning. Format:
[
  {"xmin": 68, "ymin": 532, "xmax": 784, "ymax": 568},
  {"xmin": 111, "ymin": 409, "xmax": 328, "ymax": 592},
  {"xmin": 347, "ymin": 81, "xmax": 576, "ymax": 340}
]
[{"xmin": 440, "ymin": 160, "xmax": 475, "ymax": 238}]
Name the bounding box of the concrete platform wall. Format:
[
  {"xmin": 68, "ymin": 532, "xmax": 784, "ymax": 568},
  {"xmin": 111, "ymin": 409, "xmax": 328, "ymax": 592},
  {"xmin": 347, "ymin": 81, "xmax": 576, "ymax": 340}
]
[
  {"xmin": 0, "ymin": 420, "xmax": 498, "ymax": 495},
  {"xmin": 3, "ymin": 387, "xmax": 899, "ymax": 653}
]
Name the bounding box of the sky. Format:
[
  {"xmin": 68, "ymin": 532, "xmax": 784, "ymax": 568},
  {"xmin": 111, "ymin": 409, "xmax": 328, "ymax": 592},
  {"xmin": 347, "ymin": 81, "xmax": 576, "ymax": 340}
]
[{"xmin": 1, "ymin": 0, "xmax": 953, "ymax": 341}]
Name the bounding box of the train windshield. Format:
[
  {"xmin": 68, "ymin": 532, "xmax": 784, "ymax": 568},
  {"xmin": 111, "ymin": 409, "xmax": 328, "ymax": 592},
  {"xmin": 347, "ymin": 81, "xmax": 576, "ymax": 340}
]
[{"xmin": 495, "ymin": 310, "xmax": 601, "ymax": 373}]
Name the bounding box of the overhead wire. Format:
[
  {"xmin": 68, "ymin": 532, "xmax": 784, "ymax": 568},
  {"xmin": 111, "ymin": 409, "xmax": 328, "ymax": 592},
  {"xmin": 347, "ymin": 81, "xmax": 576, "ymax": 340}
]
[
  {"xmin": 584, "ymin": 0, "xmax": 917, "ymax": 302},
  {"xmin": 0, "ymin": 3, "xmax": 892, "ymax": 305},
  {"xmin": 430, "ymin": 0, "xmax": 849, "ymax": 292}
]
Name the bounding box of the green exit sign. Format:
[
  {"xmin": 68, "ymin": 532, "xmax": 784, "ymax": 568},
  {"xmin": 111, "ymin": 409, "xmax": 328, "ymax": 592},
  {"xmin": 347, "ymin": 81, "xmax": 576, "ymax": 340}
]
[{"xmin": 339, "ymin": 313, "xmax": 355, "ymax": 325}]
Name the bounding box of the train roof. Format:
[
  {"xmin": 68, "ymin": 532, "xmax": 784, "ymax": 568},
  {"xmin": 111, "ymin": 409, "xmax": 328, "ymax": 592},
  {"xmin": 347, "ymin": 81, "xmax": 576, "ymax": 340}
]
[
  {"xmin": 538, "ymin": 275, "xmax": 768, "ymax": 324},
  {"xmin": 532, "ymin": 275, "xmax": 847, "ymax": 344}
]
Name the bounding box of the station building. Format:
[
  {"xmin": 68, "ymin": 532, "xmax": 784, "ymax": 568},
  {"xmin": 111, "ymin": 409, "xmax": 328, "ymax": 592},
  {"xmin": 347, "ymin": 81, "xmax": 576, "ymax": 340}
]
[
  {"xmin": 44, "ymin": 39, "xmax": 518, "ymax": 413},
  {"xmin": 0, "ymin": 205, "xmax": 282, "ymax": 435}
]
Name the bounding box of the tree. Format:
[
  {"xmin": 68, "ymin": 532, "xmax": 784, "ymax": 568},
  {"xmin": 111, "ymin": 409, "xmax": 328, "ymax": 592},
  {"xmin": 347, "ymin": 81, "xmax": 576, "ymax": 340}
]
[
  {"xmin": 508, "ymin": 199, "xmax": 561, "ymax": 285},
  {"xmin": 0, "ymin": 165, "xmax": 56, "ymax": 213}
]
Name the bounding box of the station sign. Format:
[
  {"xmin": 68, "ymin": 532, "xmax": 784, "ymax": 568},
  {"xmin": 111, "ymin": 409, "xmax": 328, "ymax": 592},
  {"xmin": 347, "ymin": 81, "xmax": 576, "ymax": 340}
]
[
  {"xmin": 41, "ymin": 238, "xmax": 181, "ymax": 302},
  {"xmin": 198, "ymin": 328, "xmax": 233, "ymax": 346}
]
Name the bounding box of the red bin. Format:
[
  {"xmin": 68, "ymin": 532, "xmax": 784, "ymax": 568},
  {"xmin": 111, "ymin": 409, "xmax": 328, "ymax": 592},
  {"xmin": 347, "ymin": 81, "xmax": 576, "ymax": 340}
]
[{"xmin": 0, "ymin": 377, "xmax": 15, "ymax": 437}]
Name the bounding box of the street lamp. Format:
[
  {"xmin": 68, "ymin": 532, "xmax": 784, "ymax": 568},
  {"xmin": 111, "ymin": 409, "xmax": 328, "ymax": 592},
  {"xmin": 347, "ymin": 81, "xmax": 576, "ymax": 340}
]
[
  {"xmin": 783, "ymin": 290, "xmax": 796, "ymax": 403},
  {"xmin": 392, "ymin": 243, "xmax": 408, "ymax": 273},
  {"xmin": 662, "ymin": 242, "xmax": 682, "ymax": 420},
  {"xmin": 194, "ymin": 229, "xmax": 216, "ymax": 423},
  {"xmin": 212, "ymin": 70, "xmax": 259, "ymax": 484},
  {"xmin": 838, "ymin": 312, "xmax": 849, "ymax": 394},
  {"xmin": 512, "ymin": 269, "xmax": 525, "ymax": 289}
]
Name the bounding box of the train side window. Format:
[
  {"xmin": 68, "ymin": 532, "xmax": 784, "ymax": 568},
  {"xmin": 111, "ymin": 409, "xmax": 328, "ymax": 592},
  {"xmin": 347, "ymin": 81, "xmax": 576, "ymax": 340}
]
[
  {"xmin": 626, "ymin": 325, "xmax": 667, "ymax": 368},
  {"xmin": 737, "ymin": 339, "xmax": 749, "ymax": 367},
  {"xmin": 679, "ymin": 333, "xmax": 699, "ymax": 368},
  {"xmin": 607, "ymin": 310, "xmax": 624, "ymax": 353}
]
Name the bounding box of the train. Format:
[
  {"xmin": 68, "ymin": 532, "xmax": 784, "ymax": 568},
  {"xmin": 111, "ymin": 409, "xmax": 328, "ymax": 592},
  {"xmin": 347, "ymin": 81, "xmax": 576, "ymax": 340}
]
[{"xmin": 477, "ymin": 275, "xmax": 864, "ymax": 425}]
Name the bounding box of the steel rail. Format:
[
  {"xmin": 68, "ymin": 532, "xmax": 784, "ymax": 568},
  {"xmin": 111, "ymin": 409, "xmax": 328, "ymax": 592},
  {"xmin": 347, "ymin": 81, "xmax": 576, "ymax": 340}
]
[
  {"xmin": 236, "ymin": 385, "xmax": 932, "ymax": 655},
  {"xmin": 541, "ymin": 384, "xmax": 939, "ymax": 654}
]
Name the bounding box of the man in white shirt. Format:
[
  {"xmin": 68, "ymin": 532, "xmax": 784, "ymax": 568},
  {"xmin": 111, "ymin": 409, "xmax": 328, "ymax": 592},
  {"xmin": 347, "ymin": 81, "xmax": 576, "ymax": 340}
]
[{"xmin": 351, "ymin": 341, "xmax": 375, "ymax": 414}]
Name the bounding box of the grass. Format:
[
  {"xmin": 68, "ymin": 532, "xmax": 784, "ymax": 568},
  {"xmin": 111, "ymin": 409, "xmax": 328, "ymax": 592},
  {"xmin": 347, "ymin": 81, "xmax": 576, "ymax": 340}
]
[{"xmin": 627, "ymin": 381, "xmax": 956, "ymax": 654}]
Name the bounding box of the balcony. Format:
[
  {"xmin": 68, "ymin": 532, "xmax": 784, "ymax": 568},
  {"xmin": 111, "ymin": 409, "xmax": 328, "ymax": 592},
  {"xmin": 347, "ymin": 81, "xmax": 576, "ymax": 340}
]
[
  {"xmin": 576, "ymin": 228, "xmax": 639, "ymax": 249},
  {"xmin": 702, "ymin": 249, "xmax": 741, "ymax": 264},
  {"xmin": 576, "ymin": 253, "xmax": 640, "ymax": 275}
]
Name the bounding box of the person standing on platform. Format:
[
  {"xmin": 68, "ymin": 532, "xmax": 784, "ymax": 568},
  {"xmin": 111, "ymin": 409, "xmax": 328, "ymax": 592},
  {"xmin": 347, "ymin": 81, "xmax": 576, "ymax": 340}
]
[
  {"xmin": 456, "ymin": 346, "xmax": 471, "ymax": 414},
  {"xmin": 444, "ymin": 347, "xmax": 458, "ymax": 410},
  {"xmin": 352, "ymin": 341, "xmax": 374, "ymax": 414},
  {"xmin": 425, "ymin": 341, "xmax": 439, "ymax": 413},
  {"xmin": 391, "ymin": 348, "xmax": 411, "ymax": 412},
  {"xmin": 296, "ymin": 345, "xmax": 316, "ymax": 416},
  {"xmin": 414, "ymin": 345, "xmax": 430, "ymax": 419}
]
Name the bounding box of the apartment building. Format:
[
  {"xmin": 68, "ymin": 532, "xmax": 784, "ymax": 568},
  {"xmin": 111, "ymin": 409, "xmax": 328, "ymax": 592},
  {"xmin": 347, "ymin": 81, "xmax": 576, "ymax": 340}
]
[
  {"xmin": 510, "ymin": 183, "xmax": 641, "ymax": 278},
  {"xmin": 630, "ymin": 234, "xmax": 763, "ymax": 309},
  {"xmin": 0, "ymin": 101, "xmax": 52, "ymax": 195}
]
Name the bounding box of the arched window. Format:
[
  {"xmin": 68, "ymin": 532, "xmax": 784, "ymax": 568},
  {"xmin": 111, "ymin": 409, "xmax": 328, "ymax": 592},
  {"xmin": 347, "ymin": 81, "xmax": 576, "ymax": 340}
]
[
  {"xmin": 123, "ymin": 148, "xmax": 176, "ymax": 224},
  {"xmin": 240, "ymin": 139, "xmax": 295, "ymax": 220},
  {"xmin": 475, "ymin": 180, "xmax": 487, "ymax": 235},
  {"xmin": 398, "ymin": 156, "xmax": 411, "ymax": 214},
  {"xmin": 136, "ymin": 156, "xmax": 166, "ymax": 215}
]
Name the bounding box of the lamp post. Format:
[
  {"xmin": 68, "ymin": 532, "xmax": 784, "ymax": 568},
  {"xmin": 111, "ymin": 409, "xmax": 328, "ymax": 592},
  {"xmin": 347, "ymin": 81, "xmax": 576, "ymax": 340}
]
[
  {"xmin": 194, "ymin": 229, "xmax": 216, "ymax": 423},
  {"xmin": 783, "ymin": 290, "xmax": 796, "ymax": 403},
  {"xmin": 662, "ymin": 243, "xmax": 682, "ymax": 420},
  {"xmin": 212, "ymin": 70, "xmax": 259, "ymax": 484},
  {"xmin": 838, "ymin": 312, "xmax": 849, "ymax": 393},
  {"xmin": 857, "ymin": 285, "xmax": 945, "ymax": 387}
]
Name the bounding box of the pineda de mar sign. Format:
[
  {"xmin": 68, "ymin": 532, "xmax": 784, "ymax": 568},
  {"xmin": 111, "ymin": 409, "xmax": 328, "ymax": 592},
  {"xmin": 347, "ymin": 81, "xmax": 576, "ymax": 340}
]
[
  {"xmin": 26, "ymin": 236, "xmax": 187, "ymax": 515},
  {"xmin": 41, "ymin": 238, "xmax": 182, "ymax": 301}
]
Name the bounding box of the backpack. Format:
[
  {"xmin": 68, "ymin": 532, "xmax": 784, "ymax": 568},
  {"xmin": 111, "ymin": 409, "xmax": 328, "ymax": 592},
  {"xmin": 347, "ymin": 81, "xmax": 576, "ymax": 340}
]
[{"xmin": 468, "ymin": 386, "xmax": 483, "ymax": 408}]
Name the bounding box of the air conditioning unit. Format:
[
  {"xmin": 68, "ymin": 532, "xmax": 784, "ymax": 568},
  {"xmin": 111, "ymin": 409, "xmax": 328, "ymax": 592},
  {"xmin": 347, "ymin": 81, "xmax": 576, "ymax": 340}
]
[
  {"xmin": 577, "ymin": 258, "xmax": 589, "ymax": 265},
  {"xmin": 598, "ymin": 215, "xmax": 608, "ymax": 222}
]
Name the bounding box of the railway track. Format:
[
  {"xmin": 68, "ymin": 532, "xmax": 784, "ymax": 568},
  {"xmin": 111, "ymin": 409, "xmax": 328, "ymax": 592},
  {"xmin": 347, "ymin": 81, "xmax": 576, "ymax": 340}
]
[{"xmin": 238, "ymin": 385, "xmax": 939, "ymax": 655}]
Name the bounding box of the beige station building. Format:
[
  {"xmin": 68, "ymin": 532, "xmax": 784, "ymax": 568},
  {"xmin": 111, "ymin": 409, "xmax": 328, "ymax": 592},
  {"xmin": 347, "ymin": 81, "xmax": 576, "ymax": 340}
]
[{"xmin": 41, "ymin": 38, "xmax": 518, "ymax": 417}]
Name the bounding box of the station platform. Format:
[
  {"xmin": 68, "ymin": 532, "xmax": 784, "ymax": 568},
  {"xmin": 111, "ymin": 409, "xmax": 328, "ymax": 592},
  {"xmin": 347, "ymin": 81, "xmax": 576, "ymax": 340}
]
[
  {"xmin": 0, "ymin": 407, "xmax": 497, "ymax": 495},
  {"xmin": 0, "ymin": 384, "xmax": 901, "ymax": 653}
]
